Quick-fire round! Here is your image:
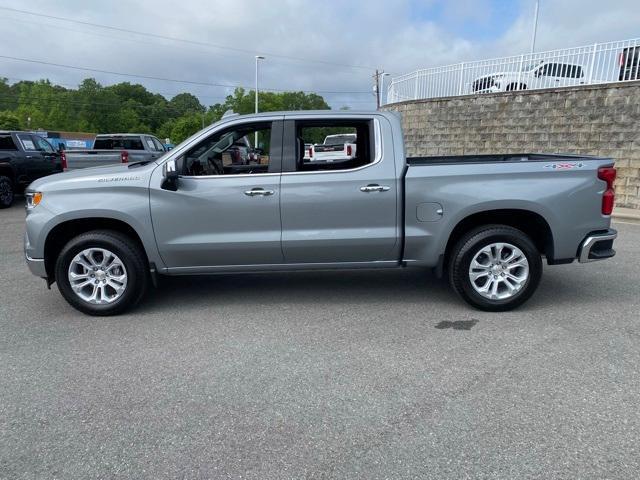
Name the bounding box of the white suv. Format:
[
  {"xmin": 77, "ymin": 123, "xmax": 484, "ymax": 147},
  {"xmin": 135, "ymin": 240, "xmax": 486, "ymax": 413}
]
[{"xmin": 472, "ymin": 61, "xmax": 586, "ymax": 93}]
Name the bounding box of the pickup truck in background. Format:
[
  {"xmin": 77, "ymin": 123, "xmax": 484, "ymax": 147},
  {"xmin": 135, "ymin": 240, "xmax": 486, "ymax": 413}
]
[
  {"xmin": 311, "ymin": 133, "xmax": 357, "ymax": 162},
  {"xmin": 64, "ymin": 133, "xmax": 166, "ymax": 170},
  {"xmin": 0, "ymin": 131, "xmax": 64, "ymax": 208},
  {"xmin": 24, "ymin": 111, "xmax": 617, "ymax": 316}
]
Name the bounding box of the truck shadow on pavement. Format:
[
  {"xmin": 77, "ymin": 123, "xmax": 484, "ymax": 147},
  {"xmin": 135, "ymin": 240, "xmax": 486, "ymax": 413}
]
[{"xmin": 142, "ymin": 268, "xmax": 453, "ymax": 312}]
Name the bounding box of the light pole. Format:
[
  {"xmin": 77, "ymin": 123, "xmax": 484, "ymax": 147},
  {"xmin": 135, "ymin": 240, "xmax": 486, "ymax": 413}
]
[
  {"xmin": 381, "ymin": 73, "xmax": 391, "ymax": 107},
  {"xmin": 530, "ymin": 0, "xmax": 540, "ymax": 53},
  {"xmin": 255, "ymin": 55, "xmax": 265, "ymax": 148}
]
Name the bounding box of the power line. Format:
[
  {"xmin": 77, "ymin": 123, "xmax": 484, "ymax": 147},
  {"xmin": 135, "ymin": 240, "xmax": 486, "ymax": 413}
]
[
  {"xmin": 0, "ymin": 81, "xmax": 377, "ymax": 108},
  {"xmin": 0, "ymin": 6, "xmax": 377, "ymax": 72},
  {"xmin": 0, "ymin": 54, "xmax": 373, "ymax": 95}
]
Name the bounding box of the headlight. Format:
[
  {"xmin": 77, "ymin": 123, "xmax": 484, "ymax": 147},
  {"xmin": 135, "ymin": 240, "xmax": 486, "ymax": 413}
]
[{"xmin": 25, "ymin": 191, "xmax": 43, "ymax": 209}]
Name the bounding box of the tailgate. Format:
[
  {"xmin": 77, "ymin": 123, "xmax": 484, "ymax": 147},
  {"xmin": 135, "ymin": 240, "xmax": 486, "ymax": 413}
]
[{"xmin": 65, "ymin": 150, "xmax": 124, "ymax": 170}]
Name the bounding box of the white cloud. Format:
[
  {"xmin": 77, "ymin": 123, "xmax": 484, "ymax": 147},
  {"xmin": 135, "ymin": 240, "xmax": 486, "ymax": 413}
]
[{"xmin": 0, "ymin": 0, "xmax": 637, "ymax": 109}]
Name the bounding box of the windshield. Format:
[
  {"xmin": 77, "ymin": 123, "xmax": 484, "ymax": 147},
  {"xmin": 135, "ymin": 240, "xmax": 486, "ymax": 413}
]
[{"xmin": 523, "ymin": 63, "xmax": 542, "ymax": 72}]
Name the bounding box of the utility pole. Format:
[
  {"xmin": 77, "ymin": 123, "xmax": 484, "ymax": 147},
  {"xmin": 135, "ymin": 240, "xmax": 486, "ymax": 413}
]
[
  {"xmin": 255, "ymin": 55, "xmax": 265, "ymax": 147},
  {"xmin": 373, "ymin": 69, "xmax": 384, "ymax": 109},
  {"xmin": 530, "ymin": 0, "xmax": 540, "ymax": 53}
]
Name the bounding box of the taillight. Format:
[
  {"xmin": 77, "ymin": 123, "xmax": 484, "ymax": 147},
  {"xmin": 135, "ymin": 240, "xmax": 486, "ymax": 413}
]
[
  {"xmin": 121, "ymin": 150, "xmax": 129, "ymax": 163},
  {"xmin": 60, "ymin": 151, "xmax": 67, "ymax": 170},
  {"xmin": 308, "ymin": 147, "xmax": 313, "ymax": 158},
  {"xmin": 598, "ymin": 166, "xmax": 616, "ymax": 215},
  {"xmin": 346, "ymin": 145, "xmax": 352, "ymax": 156}
]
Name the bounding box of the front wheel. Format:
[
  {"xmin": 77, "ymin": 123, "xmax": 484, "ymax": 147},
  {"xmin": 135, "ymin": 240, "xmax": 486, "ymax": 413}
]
[
  {"xmin": 0, "ymin": 175, "xmax": 14, "ymax": 208},
  {"xmin": 55, "ymin": 230, "xmax": 148, "ymax": 316},
  {"xmin": 448, "ymin": 225, "xmax": 542, "ymax": 311}
]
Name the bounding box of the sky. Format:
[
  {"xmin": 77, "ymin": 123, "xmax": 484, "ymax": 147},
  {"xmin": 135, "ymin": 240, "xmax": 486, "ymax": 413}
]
[{"xmin": 0, "ymin": 0, "xmax": 638, "ymax": 110}]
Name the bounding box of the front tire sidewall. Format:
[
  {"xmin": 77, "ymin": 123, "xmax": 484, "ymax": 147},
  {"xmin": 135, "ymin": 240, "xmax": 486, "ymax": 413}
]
[
  {"xmin": 55, "ymin": 233, "xmax": 146, "ymax": 316},
  {"xmin": 451, "ymin": 228, "xmax": 542, "ymax": 312},
  {"xmin": 0, "ymin": 176, "xmax": 14, "ymax": 208}
]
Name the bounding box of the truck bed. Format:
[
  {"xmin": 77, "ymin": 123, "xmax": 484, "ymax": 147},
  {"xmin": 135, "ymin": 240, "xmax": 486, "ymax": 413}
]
[{"xmin": 402, "ymin": 152, "xmax": 614, "ymax": 267}]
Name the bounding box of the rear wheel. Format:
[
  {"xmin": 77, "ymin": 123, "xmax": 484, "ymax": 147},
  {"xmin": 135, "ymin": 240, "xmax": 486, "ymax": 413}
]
[
  {"xmin": 0, "ymin": 176, "xmax": 14, "ymax": 208},
  {"xmin": 55, "ymin": 230, "xmax": 148, "ymax": 316},
  {"xmin": 448, "ymin": 225, "xmax": 542, "ymax": 311}
]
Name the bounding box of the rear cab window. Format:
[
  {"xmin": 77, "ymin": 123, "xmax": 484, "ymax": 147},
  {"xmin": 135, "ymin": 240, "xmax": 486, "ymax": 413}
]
[{"xmin": 94, "ymin": 136, "xmax": 145, "ymax": 150}]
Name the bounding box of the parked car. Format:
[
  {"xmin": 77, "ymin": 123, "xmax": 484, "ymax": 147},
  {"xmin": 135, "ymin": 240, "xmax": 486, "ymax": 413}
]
[
  {"xmin": 303, "ymin": 143, "xmax": 313, "ymax": 161},
  {"xmin": 311, "ymin": 133, "xmax": 357, "ymax": 162},
  {"xmin": 619, "ymin": 46, "xmax": 639, "ymax": 81},
  {"xmin": 64, "ymin": 134, "xmax": 166, "ymax": 170},
  {"xmin": 25, "ymin": 111, "xmax": 617, "ymax": 316},
  {"xmin": 472, "ymin": 61, "xmax": 586, "ymax": 93},
  {"xmin": 0, "ymin": 131, "xmax": 64, "ymax": 208}
]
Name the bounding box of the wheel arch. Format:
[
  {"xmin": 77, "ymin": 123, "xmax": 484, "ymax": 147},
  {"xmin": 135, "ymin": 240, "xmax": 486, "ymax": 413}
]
[
  {"xmin": 0, "ymin": 161, "xmax": 16, "ymax": 182},
  {"xmin": 442, "ymin": 209, "xmax": 554, "ymax": 272},
  {"xmin": 43, "ymin": 217, "xmax": 148, "ymax": 280}
]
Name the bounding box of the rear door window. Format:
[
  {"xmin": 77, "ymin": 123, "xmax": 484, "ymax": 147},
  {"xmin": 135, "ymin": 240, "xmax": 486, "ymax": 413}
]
[
  {"xmin": 16, "ymin": 134, "xmax": 37, "ymax": 151},
  {"xmin": 291, "ymin": 120, "xmax": 373, "ymax": 172}
]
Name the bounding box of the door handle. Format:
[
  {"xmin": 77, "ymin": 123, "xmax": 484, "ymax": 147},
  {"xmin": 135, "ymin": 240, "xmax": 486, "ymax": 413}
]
[
  {"xmin": 244, "ymin": 188, "xmax": 274, "ymax": 196},
  {"xmin": 360, "ymin": 184, "xmax": 390, "ymax": 193}
]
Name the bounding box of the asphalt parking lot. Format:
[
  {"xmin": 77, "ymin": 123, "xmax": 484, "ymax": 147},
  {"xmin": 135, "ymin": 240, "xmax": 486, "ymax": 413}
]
[{"xmin": 1, "ymin": 201, "xmax": 639, "ymax": 480}]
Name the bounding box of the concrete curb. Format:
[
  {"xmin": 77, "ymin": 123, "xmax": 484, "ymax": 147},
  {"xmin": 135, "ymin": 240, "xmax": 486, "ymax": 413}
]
[{"xmin": 613, "ymin": 209, "xmax": 640, "ymax": 224}]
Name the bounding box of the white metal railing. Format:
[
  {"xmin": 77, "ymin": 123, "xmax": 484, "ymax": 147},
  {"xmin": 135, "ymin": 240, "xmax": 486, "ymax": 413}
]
[{"xmin": 385, "ymin": 38, "xmax": 640, "ymax": 104}]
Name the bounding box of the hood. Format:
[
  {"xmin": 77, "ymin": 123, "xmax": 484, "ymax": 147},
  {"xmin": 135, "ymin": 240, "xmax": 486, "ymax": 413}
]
[
  {"xmin": 28, "ymin": 162, "xmax": 156, "ymax": 192},
  {"xmin": 476, "ymin": 71, "xmax": 517, "ymax": 80}
]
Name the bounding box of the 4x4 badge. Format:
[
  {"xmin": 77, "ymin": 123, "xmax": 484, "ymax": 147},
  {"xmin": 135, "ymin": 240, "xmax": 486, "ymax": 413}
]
[{"xmin": 544, "ymin": 162, "xmax": 585, "ymax": 170}]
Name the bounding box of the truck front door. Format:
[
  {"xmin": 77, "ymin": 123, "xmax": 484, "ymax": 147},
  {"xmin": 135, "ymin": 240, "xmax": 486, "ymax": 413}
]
[
  {"xmin": 279, "ymin": 116, "xmax": 400, "ymax": 264},
  {"xmin": 149, "ymin": 119, "xmax": 284, "ymax": 270}
]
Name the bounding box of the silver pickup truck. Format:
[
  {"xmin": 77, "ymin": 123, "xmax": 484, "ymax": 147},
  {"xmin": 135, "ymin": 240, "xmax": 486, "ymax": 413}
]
[
  {"xmin": 64, "ymin": 133, "xmax": 167, "ymax": 170},
  {"xmin": 24, "ymin": 111, "xmax": 617, "ymax": 316}
]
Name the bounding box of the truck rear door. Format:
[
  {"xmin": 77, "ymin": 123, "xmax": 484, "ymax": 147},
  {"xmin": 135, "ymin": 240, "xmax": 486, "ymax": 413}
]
[{"xmin": 279, "ymin": 115, "xmax": 400, "ymax": 264}]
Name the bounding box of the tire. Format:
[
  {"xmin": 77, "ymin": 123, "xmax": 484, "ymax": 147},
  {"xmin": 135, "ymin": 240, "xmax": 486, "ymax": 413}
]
[
  {"xmin": 448, "ymin": 225, "xmax": 542, "ymax": 312},
  {"xmin": 55, "ymin": 230, "xmax": 148, "ymax": 316},
  {"xmin": 0, "ymin": 175, "xmax": 14, "ymax": 208},
  {"xmin": 506, "ymin": 83, "xmax": 527, "ymax": 91}
]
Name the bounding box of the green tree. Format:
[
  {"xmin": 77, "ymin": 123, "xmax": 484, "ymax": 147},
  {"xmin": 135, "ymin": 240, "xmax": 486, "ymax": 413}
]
[
  {"xmin": 169, "ymin": 93, "xmax": 204, "ymax": 117},
  {"xmin": 0, "ymin": 111, "xmax": 20, "ymax": 129},
  {"xmin": 170, "ymin": 114, "xmax": 203, "ymax": 144},
  {"xmin": 0, "ymin": 79, "xmax": 331, "ymax": 143}
]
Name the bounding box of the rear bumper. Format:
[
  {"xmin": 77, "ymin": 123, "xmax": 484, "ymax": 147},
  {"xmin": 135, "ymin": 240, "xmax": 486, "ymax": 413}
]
[{"xmin": 578, "ymin": 229, "xmax": 617, "ymax": 263}]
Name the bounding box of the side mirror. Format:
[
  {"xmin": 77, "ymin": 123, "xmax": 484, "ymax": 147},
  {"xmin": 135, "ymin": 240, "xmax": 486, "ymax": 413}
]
[{"xmin": 161, "ymin": 159, "xmax": 179, "ymax": 191}]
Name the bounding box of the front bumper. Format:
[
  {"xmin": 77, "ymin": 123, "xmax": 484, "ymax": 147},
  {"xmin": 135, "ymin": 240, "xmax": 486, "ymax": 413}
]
[
  {"xmin": 24, "ymin": 230, "xmax": 47, "ymax": 278},
  {"xmin": 26, "ymin": 254, "xmax": 47, "ymax": 278},
  {"xmin": 578, "ymin": 229, "xmax": 618, "ymax": 263}
]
